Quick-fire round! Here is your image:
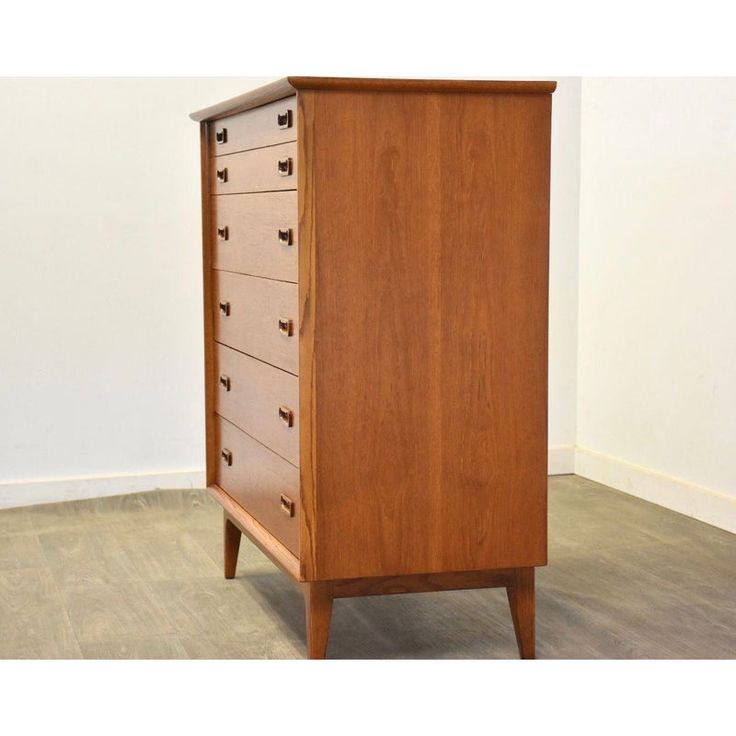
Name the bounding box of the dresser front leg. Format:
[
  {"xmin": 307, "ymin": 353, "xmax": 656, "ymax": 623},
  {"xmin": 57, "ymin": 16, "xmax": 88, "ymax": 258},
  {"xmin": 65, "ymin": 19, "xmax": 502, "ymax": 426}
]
[
  {"xmin": 506, "ymin": 567, "xmax": 536, "ymax": 659},
  {"xmin": 303, "ymin": 581, "xmax": 334, "ymax": 659},
  {"xmin": 223, "ymin": 512, "xmax": 242, "ymax": 580}
]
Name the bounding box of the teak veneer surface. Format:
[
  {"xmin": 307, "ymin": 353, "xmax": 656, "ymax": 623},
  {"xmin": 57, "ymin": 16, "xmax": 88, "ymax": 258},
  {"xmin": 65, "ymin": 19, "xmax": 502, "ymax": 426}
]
[{"xmin": 298, "ymin": 89, "xmax": 551, "ymax": 581}]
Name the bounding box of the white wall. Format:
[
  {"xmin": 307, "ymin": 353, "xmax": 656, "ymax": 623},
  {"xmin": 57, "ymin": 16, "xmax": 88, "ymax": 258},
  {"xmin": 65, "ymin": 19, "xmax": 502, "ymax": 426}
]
[
  {"xmin": 0, "ymin": 76, "xmax": 582, "ymax": 508},
  {"xmin": 0, "ymin": 78, "xmax": 271, "ymax": 507},
  {"xmin": 576, "ymin": 78, "xmax": 736, "ymax": 532},
  {"xmin": 548, "ymin": 77, "xmax": 582, "ymax": 473}
]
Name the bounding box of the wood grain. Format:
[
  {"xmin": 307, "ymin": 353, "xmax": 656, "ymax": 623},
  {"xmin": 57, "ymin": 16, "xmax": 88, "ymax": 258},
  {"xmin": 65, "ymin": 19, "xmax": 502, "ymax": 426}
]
[
  {"xmin": 297, "ymin": 90, "xmax": 318, "ymax": 580},
  {"xmin": 507, "ymin": 567, "xmax": 535, "ymax": 659},
  {"xmin": 211, "ymin": 142, "xmax": 297, "ymax": 195},
  {"xmin": 303, "ymin": 581, "xmax": 333, "ymax": 659},
  {"xmin": 214, "ymin": 343, "xmax": 300, "ymax": 466},
  {"xmin": 303, "ymin": 89, "xmax": 551, "ymax": 580},
  {"xmin": 213, "ymin": 270, "xmax": 299, "ymax": 375},
  {"xmin": 212, "ymin": 191, "xmax": 298, "ymax": 282},
  {"xmin": 223, "ymin": 514, "xmax": 241, "ymax": 579},
  {"xmin": 289, "ymin": 76, "xmax": 556, "ymax": 95},
  {"xmin": 215, "ymin": 417, "xmax": 300, "ymax": 557},
  {"xmin": 332, "ymin": 569, "xmax": 515, "ymax": 597},
  {"xmin": 210, "ymin": 95, "xmax": 297, "ymax": 156}
]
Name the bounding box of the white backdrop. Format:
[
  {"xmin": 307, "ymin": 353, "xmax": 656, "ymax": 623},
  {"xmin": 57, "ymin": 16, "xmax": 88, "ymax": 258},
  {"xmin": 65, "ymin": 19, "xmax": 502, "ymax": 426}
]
[
  {"xmin": 0, "ymin": 78, "xmax": 270, "ymax": 505},
  {"xmin": 576, "ymin": 78, "xmax": 736, "ymax": 532}
]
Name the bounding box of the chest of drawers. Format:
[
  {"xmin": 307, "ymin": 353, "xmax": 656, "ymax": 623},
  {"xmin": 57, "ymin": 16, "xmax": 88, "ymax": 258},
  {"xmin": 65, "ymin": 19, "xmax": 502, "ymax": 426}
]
[{"xmin": 190, "ymin": 76, "xmax": 555, "ymax": 658}]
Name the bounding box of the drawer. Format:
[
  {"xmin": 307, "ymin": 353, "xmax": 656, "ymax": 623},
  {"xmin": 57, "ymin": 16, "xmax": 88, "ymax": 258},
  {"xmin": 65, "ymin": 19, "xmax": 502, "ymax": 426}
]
[
  {"xmin": 216, "ymin": 416, "xmax": 299, "ymax": 557},
  {"xmin": 215, "ymin": 343, "xmax": 299, "ymax": 466},
  {"xmin": 213, "ymin": 270, "xmax": 298, "ymax": 375},
  {"xmin": 212, "ymin": 191, "xmax": 298, "ymax": 282},
  {"xmin": 212, "ymin": 142, "xmax": 297, "ymax": 195},
  {"xmin": 210, "ymin": 96, "xmax": 297, "ymax": 156}
]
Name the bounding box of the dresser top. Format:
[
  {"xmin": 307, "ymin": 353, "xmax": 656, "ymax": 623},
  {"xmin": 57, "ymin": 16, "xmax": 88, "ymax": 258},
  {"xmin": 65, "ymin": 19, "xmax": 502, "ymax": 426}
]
[{"xmin": 189, "ymin": 76, "xmax": 557, "ymax": 122}]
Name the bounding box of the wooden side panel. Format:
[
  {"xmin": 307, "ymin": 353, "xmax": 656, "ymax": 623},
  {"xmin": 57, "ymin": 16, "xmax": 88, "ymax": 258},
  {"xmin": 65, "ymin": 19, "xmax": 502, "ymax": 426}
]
[
  {"xmin": 307, "ymin": 91, "xmax": 551, "ymax": 580},
  {"xmin": 297, "ymin": 90, "xmax": 318, "ymax": 580}
]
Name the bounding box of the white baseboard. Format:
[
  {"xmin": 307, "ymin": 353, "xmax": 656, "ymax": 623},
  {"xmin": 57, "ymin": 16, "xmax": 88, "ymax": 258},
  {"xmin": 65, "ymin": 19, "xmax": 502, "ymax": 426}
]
[
  {"xmin": 0, "ymin": 469, "xmax": 206, "ymax": 510},
  {"xmin": 575, "ymin": 446, "xmax": 736, "ymax": 535},
  {"xmin": 548, "ymin": 445, "xmax": 575, "ymax": 475}
]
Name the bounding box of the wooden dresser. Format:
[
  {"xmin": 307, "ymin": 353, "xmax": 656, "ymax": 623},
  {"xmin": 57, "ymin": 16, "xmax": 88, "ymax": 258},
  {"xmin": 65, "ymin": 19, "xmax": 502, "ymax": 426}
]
[{"xmin": 190, "ymin": 77, "xmax": 555, "ymax": 658}]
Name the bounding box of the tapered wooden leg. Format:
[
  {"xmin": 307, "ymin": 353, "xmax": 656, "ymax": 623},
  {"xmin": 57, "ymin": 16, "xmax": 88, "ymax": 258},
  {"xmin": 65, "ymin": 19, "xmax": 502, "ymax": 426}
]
[
  {"xmin": 506, "ymin": 567, "xmax": 536, "ymax": 659},
  {"xmin": 303, "ymin": 582, "xmax": 334, "ymax": 659},
  {"xmin": 223, "ymin": 512, "xmax": 241, "ymax": 580}
]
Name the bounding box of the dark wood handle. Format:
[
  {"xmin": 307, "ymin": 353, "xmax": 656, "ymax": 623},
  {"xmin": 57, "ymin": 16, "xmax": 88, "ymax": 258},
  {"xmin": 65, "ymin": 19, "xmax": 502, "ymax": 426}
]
[
  {"xmin": 277, "ymin": 158, "xmax": 292, "ymax": 177},
  {"xmin": 278, "ymin": 318, "xmax": 293, "ymax": 336},
  {"xmin": 219, "ymin": 375, "xmax": 231, "ymax": 391},
  {"xmin": 277, "ymin": 110, "xmax": 292, "ymax": 130},
  {"xmin": 217, "ymin": 225, "xmax": 229, "ymax": 241},
  {"xmin": 278, "ymin": 405, "xmax": 294, "ymax": 427},
  {"xmin": 278, "ymin": 228, "xmax": 292, "ymax": 245},
  {"xmin": 221, "ymin": 449, "xmax": 233, "ymax": 466},
  {"xmin": 219, "ymin": 301, "xmax": 230, "ymax": 316},
  {"xmin": 215, "ymin": 127, "xmax": 227, "ymax": 144},
  {"xmin": 216, "ymin": 168, "xmax": 228, "ymax": 183},
  {"xmin": 280, "ymin": 494, "xmax": 295, "ymax": 517}
]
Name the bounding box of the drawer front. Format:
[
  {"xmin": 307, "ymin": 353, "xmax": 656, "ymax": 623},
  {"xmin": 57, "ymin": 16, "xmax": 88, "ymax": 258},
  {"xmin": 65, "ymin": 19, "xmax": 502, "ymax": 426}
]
[
  {"xmin": 210, "ymin": 96, "xmax": 297, "ymax": 156},
  {"xmin": 212, "ymin": 142, "xmax": 297, "ymax": 195},
  {"xmin": 216, "ymin": 417, "xmax": 299, "ymax": 557},
  {"xmin": 215, "ymin": 343, "xmax": 299, "ymax": 466},
  {"xmin": 214, "ymin": 270, "xmax": 298, "ymax": 375},
  {"xmin": 212, "ymin": 191, "xmax": 297, "ymax": 283}
]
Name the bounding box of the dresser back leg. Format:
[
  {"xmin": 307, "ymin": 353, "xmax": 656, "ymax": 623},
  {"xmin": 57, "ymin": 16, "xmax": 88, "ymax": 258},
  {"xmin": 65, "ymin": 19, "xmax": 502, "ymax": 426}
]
[
  {"xmin": 224, "ymin": 512, "xmax": 242, "ymax": 579},
  {"xmin": 303, "ymin": 582, "xmax": 334, "ymax": 659},
  {"xmin": 506, "ymin": 567, "xmax": 536, "ymax": 659}
]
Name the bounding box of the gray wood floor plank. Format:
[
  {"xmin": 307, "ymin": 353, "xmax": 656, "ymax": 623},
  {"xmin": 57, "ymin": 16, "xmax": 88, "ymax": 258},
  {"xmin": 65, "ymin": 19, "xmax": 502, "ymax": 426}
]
[
  {"xmin": 0, "ymin": 568, "xmax": 82, "ymax": 658},
  {"xmin": 0, "ymin": 532, "xmax": 48, "ymax": 570},
  {"xmin": 78, "ymin": 635, "xmax": 190, "ymax": 659},
  {"xmin": 59, "ymin": 579, "xmax": 176, "ymax": 645},
  {"xmin": 0, "ymin": 479, "xmax": 734, "ymax": 658}
]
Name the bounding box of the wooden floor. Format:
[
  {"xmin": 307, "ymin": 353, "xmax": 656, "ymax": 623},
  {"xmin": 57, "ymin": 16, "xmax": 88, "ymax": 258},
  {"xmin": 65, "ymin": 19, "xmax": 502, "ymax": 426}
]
[{"xmin": 0, "ymin": 475, "xmax": 734, "ymax": 658}]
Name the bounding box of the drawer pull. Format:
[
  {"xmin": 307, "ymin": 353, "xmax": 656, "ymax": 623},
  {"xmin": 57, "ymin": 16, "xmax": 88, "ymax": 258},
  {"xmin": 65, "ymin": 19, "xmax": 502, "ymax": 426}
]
[
  {"xmin": 278, "ymin": 318, "xmax": 293, "ymax": 336},
  {"xmin": 277, "ymin": 158, "xmax": 292, "ymax": 177},
  {"xmin": 278, "ymin": 405, "xmax": 294, "ymax": 427},
  {"xmin": 277, "ymin": 228, "xmax": 292, "ymax": 246},
  {"xmin": 221, "ymin": 448, "xmax": 233, "ymax": 467},
  {"xmin": 280, "ymin": 494, "xmax": 295, "ymax": 518},
  {"xmin": 277, "ymin": 110, "xmax": 292, "ymax": 130},
  {"xmin": 219, "ymin": 375, "xmax": 231, "ymax": 391},
  {"xmin": 219, "ymin": 301, "xmax": 231, "ymax": 316},
  {"xmin": 216, "ymin": 167, "xmax": 228, "ymax": 183},
  {"xmin": 215, "ymin": 127, "xmax": 227, "ymax": 144},
  {"xmin": 217, "ymin": 225, "xmax": 229, "ymax": 241}
]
